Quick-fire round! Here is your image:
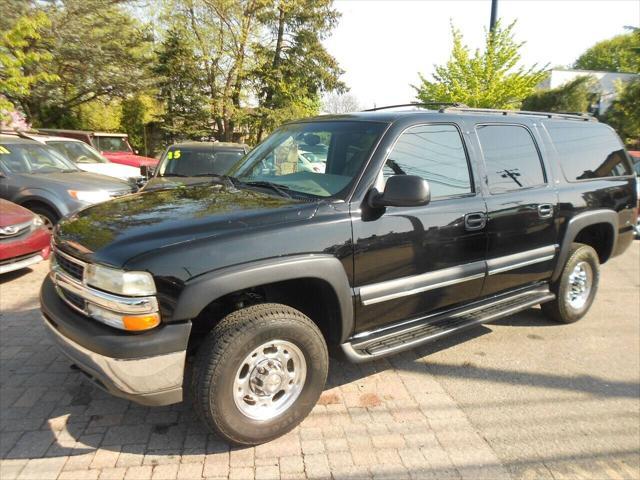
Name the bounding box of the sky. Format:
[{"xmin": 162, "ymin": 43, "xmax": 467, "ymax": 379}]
[{"xmin": 323, "ymin": 0, "xmax": 640, "ymax": 109}]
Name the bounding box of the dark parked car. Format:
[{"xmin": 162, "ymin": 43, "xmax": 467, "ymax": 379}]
[
  {"xmin": 0, "ymin": 134, "xmax": 135, "ymax": 230},
  {"xmin": 0, "ymin": 199, "xmax": 51, "ymax": 274},
  {"xmin": 142, "ymin": 142, "xmax": 249, "ymax": 191},
  {"xmin": 40, "ymin": 106, "xmax": 637, "ymax": 446}
]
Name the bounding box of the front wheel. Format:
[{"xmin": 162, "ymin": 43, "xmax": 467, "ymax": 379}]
[
  {"xmin": 191, "ymin": 303, "xmax": 328, "ymax": 445},
  {"xmin": 542, "ymin": 243, "xmax": 600, "ymax": 324}
]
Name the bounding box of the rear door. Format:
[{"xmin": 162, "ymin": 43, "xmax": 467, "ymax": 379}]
[{"xmin": 473, "ymin": 123, "xmax": 559, "ymax": 297}]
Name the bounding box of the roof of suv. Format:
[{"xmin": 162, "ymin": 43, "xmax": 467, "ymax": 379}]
[{"xmin": 300, "ymin": 106, "xmax": 597, "ymax": 125}]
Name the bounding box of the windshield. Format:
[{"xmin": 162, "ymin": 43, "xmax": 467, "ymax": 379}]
[
  {"xmin": 0, "ymin": 142, "xmax": 78, "ymax": 174},
  {"xmin": 159, "ymin": 147, "xmax": 245, "ymax": 177},
  {"xmin": 230, "ymin": 121, "xmax": 386, "ymax": 198},
  {"xmin": 94, "ymin": 136, "xmax": 132, "ymax": 153},
  {"xmin": 47, "ymin": 140, "xmax": 108, "ymax": 164}
]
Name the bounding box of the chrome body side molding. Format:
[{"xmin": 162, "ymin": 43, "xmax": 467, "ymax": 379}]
[
  {"xmin": 358, "ymin": 261, "xmax": 485, "ymax": 306},
  {"xmin": 487, "ymin": 245, "xmax": 558, "ymax": 276},
  {"xmin": 358, "ymin": 245, "xmax": 558, "ymax": 306}
]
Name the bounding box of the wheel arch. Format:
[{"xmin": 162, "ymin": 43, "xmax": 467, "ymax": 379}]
[
  {"xmin": 172, "ymin": 255, "xmax": 355, "ymax": 344},
  {"xmin": 552, "ymin": 209, "xmax": 618, "ymax": 282},
  {"xmin": 17, "ymin": 193, "xmax": 63, "ymax": 218}
]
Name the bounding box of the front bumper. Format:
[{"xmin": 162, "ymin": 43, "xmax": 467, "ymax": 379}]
[
  {"xmin": 0, "ymin": 227, "xmax": 50, "ymax": 274},
  {"xmin": 40, "ymin": 277, "xmax": 190, "ymax": 406}
]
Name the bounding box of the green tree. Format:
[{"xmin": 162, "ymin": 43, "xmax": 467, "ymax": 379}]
[
  {"xmin": 603, "ymin": 79, "xmax": 640, "ymax": 147},
  {"xmin": 0, "ymin": 11, "xmax": 58, "ymax": 121},
  {"xmin": 6, "ymin": 0, "xmax": 153, "ymax": 126},
  {"xmin": 574, "ymin": 32, "xmax": 640, "ymax": 73},
  {"xmin": 153, "ymin": 27, "xmax": 210, "ymax": 142},
  {"xmin": 252, "ymin": 0, "xmax": 345, "ymax": 141},
  {"xmin": 414, "ymin": 21, "xmax": 547, "ymax": 109},
  {"xmin": 120, "ymin": 94, "xmax": 162, "ymax": 154},
  {"xmin": 161, "ymin": 0, "xmax": 344, "ymax": 143},
  {"xmin": 521, "ymin": 76, "xmax": 597, "ymax": 113}
]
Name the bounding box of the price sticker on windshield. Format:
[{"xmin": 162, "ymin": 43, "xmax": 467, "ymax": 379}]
[{"xmin": 167, "ymin": 149, "xmax": 181, "ymax": 160}]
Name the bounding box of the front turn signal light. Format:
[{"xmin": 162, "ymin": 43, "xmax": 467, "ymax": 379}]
[{"xmin": 123, "ymin": 313, "xmax": 161, "ymax": 331}]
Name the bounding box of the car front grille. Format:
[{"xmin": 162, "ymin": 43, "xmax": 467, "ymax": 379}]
[
  {"xmin": 56, "ymin": 252, "xmax": 85, "ymax": 281},
  {"xmin": 59, "ymin": 287, "xmax": 86, "ymax": 311}
]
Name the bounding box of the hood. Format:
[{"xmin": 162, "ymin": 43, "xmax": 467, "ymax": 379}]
[
  {"xmin": 0, "ymin": 199, "xmax": 34, "ymax": 227},
  {"xmin": 78, "ymin": 162, "xmax": 141, "ymax": 181},
  {"xmin": 55, "ymin": 184, "xmax": 318, "ymax": 267},
  {"xmin": 16, "ymin": 170, "xmax": 133, "ymax": 192},
  {"xmin": 141, "ymin": 176, "xmax": 228, "ymax": 191},
  {"xmin": 103, "ymin": 151, "xmax": 158, "ymax": 167}
]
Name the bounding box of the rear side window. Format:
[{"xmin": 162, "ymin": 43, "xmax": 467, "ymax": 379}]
[
  {"xmin": 476, "ymin": 125, "xmax": 546, "ymax": 194},
  {"xmin": 384, "ymin": 124, "xmax": 472, "ymax": 199},
  {"xmin": 545, "ymin": 122, "xmax": 631, "ymax": 181}
]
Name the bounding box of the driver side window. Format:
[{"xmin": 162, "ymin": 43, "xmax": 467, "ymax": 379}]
[{"xmin": 383, "ymin": 124, "xmax": 472, "ymax": 199}]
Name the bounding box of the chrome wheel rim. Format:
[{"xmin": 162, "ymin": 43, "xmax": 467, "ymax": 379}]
[
  {"xmin": 232, "ymin": 339, "xmax": 306, "ymax": 421},
  {"xmin": 566, "ymin": 261, "xmax": 592, "ymax": 309}
]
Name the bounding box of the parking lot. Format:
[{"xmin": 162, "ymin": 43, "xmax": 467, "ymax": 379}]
[{"xmin": 0, "ymin": 243, "xmax": 638, "ymax": 480}]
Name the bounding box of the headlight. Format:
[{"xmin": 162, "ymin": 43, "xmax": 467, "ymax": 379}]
[
  {"xmin": 68, "ymin": 190, "xmax": 112, "ymax": 203},
  {"xmin": 84, "ymin": 264, "xmax": 156, "ymax": 296},
  {"xmin": 32, "ymin": 216, "xmax": 44, "ymax": 227}
]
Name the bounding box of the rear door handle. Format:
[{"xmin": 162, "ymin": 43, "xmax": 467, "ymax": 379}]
[
  {"xmin": 538, "ymin": 204, "xmax": 554, "ymax": 218},
  {"xmin": 464, "ymin": 212, "xmax": 486, "ymax": 231}
]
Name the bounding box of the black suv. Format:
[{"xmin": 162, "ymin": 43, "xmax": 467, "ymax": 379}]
[{"xmin": 40, "ymin": 106, "xmax": 638, "ymax": 445}]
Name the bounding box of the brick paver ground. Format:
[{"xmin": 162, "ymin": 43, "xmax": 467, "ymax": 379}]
[{"xmin": 1, "ymin": 254, "xmax": 638, "ymax": 479}]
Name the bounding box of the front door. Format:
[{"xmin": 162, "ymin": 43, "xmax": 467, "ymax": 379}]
[
  {"xmin": 473, "ymin": 123, "xmax": 559, "ymax": 297},
  {"xmin": 352, "ymin": 123, "xmax": 488, "ymax": 334}
]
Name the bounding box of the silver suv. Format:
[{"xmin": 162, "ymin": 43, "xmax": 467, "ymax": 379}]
[{"xmin": 0, "ymin": 134, "xmax": 134, "ymax": 230}]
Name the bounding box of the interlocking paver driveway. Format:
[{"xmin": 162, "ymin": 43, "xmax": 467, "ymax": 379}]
[{"xmin": 1, "ymin": 243, "xmax": 639, "ymax": 479}]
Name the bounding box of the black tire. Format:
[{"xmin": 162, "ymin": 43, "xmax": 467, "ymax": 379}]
[
  {"xmin": 191, "ymin": 303, "xmax": 328, "ymax": 446},
  {"xmin": 27, "ymin": 204, "xmax": 59, "ymax": 233},
  {"xmin": 542, "ymin": 243, "xmax": 600, "ymax": 324}
]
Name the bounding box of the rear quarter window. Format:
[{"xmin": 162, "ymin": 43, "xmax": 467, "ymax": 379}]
[{"xmin": 544, "ymin": 122, "xmax": 632, "ymax": 181}]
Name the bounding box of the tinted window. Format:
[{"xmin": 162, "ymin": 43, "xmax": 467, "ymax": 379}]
[
  {"xmin": 159, "ymin": 148, "xmax": 245, "ymax": 177},
  {"xmin": 545, "ymin": 122, "xmax": 631, "ymax": 181},
  {"xmin": 384, "ymin": 124, "xmax": 472, "ymax": 198},
  {"xmin": 476, "ymin": 125, "xmax": 546, "ymax": 194}
]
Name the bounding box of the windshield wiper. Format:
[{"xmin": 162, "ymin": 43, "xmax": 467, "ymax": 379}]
[
  {"xmin": 160, "ymin": 173, "xmax": 188, "ymax": 177},
  {"xmin": 240, "ymin": 180, "xmax": 292, "ymax": 198}
]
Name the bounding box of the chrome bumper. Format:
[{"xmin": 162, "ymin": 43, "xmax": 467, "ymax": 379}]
[
  {"xmin": 43, "ymin": 315, "xmax": 185, "ymax": 406},
  {"xmin": 0, "ymin": 254, "xmax": 44, "ymax": 274}
]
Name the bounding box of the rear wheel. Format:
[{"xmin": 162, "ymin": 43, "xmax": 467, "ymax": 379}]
[
  {"xmin": 542, "ymin": 243, "xmax": 600, "ymax": 324},
  {"xmin": 192, "ymin": 303, "xmax": 328, "ymax": 445},
  {"xmin": 27, "ymin": 205, "xmax": 59, "ymax": 233}
]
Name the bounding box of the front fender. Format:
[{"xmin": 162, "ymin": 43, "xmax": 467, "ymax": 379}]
[
  {"xmin": 172, "ymin": 254, "xmax": 355, "ymax": 343},
  {"xmin": 14, "ymin": 188, "xmax": 67, "ymax": 216}
]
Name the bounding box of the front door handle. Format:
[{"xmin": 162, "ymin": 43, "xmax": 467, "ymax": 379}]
[
  {"xmin": 538, "ymin": 204, "xmax": 554, "ymax": 218},
  {"xmin": 464, "ymin": 212, "xmax": 487, "ymax": 231}
]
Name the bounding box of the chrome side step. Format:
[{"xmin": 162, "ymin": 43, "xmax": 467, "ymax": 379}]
[{"xmin": 341, "ymin": 286, "xmax": 555, "ymax": 362}]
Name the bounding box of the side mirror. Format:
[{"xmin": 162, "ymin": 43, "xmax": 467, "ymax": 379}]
[{"xmin": 368, "ymin": 175, "xmax": 431, "ymax": 208}]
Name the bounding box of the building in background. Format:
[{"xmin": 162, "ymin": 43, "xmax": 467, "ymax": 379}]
[{"xmin": 540, "ymin": 69, "xmax": 638, "ymax": 115}]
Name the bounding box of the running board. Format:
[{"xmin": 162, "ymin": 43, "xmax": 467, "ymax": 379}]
[{"xmin": 341, "ymin": 286, "xmax": 555, "ymax": 362}]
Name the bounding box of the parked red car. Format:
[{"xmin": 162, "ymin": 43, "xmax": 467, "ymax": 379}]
[
  {"xmin": 0, "ymin": 199, "xmax": 51, "ymax": 274},
  {"xmin": 38, "ymin": 129, "xmax": 158, "ymax": 168}
]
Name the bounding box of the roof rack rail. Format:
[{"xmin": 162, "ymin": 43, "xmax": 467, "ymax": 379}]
[
  {"xmin": 439, "ymin": 106, "xmax": 597, "ymax": 122},
  {"xmin": 364, "ymin": 102, "xmax": 468, "ymax": 112}
]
